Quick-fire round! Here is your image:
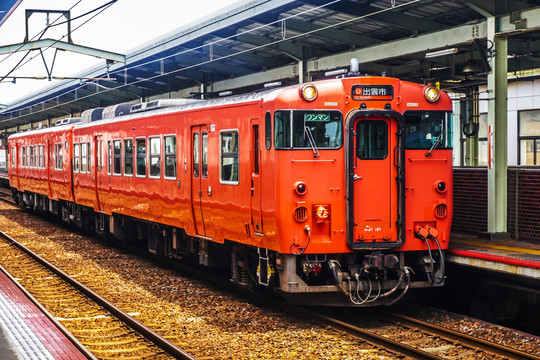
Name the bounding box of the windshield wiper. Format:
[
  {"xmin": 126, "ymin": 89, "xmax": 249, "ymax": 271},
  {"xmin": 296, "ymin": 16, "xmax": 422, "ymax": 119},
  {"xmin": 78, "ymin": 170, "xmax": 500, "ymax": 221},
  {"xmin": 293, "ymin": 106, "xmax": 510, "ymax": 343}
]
[
  {"xmin": 425, "ymin": 129, "xmax": 445, "ymax": 157},
  {"xmin": 304, "ymin": 125, "xmax": 320, "ymax": 158}
]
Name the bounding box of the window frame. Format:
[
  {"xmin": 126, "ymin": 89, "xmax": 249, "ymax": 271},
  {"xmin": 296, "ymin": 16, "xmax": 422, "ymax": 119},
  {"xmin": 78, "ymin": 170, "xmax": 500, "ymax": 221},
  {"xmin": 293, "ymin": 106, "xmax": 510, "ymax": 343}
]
[
  {"xmin": 73, "ymin": 143, "xmax": 80, "ymax": 173},
  {"xmin": 149, "ymin": 136, "xmax": 161, "ymax": 179},
  {"xmin": 124, "ymin": 138, "xmax": 134, "ymax": 177},
  {"xmin": 113, "ymin": 139, "xmax": 122, "ymax": 176},
  {"xmin": 136, "ymin": 137, "xmax": 147, "ymax": 178},
  {"xmin": 219, "ymin": 129, "xmax": 240, "ymax": 185},
  {"xmin": 164, "ymin": 134, "xmax": 177, "ymax": 180}
]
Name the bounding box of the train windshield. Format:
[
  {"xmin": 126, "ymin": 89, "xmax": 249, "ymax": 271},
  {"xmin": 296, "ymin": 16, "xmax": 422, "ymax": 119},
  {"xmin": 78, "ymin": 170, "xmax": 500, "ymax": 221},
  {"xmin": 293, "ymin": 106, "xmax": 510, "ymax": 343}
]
[
  {"xmin": 274, "ymin": 110, "xmax": 343, "ymax": 149},
  {"xmin": 404, "ymin": 111, "xmax": 453, "ymax": 150}
]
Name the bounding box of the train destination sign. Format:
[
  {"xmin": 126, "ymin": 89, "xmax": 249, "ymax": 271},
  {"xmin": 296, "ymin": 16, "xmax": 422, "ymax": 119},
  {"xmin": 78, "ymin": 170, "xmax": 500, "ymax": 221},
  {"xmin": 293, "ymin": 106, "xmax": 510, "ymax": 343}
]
[{"xmin": 351, "ymin": 85, "xmax": 394, "ymax": 100}]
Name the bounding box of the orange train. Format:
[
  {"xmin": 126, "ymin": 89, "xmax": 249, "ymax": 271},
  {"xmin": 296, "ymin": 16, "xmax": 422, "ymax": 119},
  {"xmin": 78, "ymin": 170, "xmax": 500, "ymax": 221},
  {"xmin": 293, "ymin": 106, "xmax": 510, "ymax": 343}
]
[{"xmin": 8, "ymin": 72, "xmax": 453, "ymax": 306}]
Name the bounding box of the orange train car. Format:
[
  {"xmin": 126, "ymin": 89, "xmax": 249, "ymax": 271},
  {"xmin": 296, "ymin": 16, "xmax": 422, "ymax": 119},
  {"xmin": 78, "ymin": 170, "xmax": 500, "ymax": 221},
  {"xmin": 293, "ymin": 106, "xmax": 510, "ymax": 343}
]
[{"xmin": 9, "ymin": 71, "xmax": 453, "ymax": 306}]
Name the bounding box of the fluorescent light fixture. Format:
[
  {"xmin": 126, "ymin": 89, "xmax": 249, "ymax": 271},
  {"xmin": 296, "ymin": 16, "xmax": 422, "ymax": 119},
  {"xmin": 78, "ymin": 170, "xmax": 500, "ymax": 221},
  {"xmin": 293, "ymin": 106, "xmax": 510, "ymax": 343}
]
[
  {"xmin": 219, "ymin": 91, "xmax": 232, "ymax": 96},
  {"xmin": 264, "ymin": 81, "xmax": 281, "ymax": 88},
  {"xmin": 325, "ymin": 69, "xmax": 347, "ymax": 77},
  {"xmin": 425, "ymin": 48, "xmax": 458, "ymax": 58}
]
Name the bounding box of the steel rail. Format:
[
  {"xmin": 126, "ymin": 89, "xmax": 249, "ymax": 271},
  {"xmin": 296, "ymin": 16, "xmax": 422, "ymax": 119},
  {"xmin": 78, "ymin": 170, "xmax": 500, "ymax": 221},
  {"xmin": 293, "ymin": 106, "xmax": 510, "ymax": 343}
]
[
  {"xmin": 0, "ymin": 264, "xmax": 98, "ymax": 360},
  {"xmin": 0, "ymin": 228, "xmax": 196, "ymax": 360},
  {"xmin": 312, "ymin": 312, "xmax": 443, "ymax": 360},
  {"xmin": 389, "ymin": 312, "xmax": 540, "ymax": 360}
]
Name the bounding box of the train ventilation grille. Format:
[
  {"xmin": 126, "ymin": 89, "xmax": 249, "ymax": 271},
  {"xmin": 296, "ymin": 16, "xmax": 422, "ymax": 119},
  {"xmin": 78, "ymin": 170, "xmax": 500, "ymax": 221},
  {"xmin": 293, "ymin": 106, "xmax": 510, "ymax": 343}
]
[
  {"xmin": 434, "ymin": 204, "xmax": 447, "ymax": 218},
  {"xmin": 294, "ymin": 207, "xmax": 308, "ymax": 222}
]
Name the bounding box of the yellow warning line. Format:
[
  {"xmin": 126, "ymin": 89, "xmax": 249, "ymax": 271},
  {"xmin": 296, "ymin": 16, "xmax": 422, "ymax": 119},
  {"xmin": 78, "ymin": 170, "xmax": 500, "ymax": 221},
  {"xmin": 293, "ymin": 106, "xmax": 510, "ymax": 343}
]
[{"xmin": 451, "ymin": 238, "xmax": 540, "ymax": 256}]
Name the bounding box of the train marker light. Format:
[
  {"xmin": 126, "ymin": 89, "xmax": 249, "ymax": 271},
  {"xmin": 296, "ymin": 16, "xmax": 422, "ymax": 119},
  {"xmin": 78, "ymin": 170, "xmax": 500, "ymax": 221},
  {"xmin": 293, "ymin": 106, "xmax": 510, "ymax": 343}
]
[
  {"xmin": 294, "ymin": 181, "xmax": 307, "ymax": 195},
  {"xmin": 315, "ymin": 205, "xmax": 329, "ymax": 223},
  {"xmin": 424, "ymin": 86, "xmax": 440, "ymax": 103},
  {"xmin": 435, "ymin": 180, "xmax": 447, "ymax": 193},
  {"xmin": 300, "ymin": 84, "xmax": 318, "ymax": 101}
]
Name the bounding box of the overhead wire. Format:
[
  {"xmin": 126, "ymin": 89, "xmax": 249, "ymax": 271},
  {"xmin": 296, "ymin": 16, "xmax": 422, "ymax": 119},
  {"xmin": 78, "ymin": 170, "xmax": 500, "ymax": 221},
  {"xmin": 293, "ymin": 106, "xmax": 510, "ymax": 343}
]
[
  {"xmin": 2, "ymin": 0, "xmax": 421, "ymax": 120},
  {"xmin": 0, "ymin": 0, "xmax": 117, "ymax": 82},
  {"xmin": 0, "ymin": 0, "xmax": 84, "ymax": 77}
]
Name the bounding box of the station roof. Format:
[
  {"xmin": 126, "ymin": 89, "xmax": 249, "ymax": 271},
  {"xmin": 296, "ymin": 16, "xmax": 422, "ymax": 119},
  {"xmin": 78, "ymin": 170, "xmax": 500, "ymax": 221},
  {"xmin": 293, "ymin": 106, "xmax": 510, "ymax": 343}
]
[{"xmin": 2, "ymin": 0, "xmax": 540, "ymax": 129}]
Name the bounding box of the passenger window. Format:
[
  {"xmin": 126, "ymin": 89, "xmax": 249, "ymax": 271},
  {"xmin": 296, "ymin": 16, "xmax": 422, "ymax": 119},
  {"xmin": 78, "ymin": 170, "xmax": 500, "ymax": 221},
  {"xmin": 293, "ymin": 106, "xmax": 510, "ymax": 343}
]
[
  {"xmin": 55, "ymin": 143, "xmax": 63, "ymax": 170},
  {"xmin": 113, "ymin": 140, "xmax": 122, "ymax": 175},
  {"xmin": 136, "ymin": 138, "xmax": 146, "ymax": 177},
  {"xmin": 193, "ymin": 133, "xmax": 199, "ymax": 178},
  {"xmin": 356, "ymin": 120, "xmax": 388, "ymax": 160},
  {"xmin": 81, "ymin": 143, "xmax": 88, "ymax": 173},
  {"xmin": 107, "ymin": 141, "xmax": 112, "ymax": 175},
  {"xmin": 11, "ymin": 146, "xmax": 15, "ymax": 167},
  {"xmin": 202, "ymin": 132, "xmax": 208, "ymax": 178},
  {"xmin": 29, "ymin": 146, "xmax": 34, "ymax": 168},
  {"xmin": 124, "ymin": 139, "xmax": 133, "ymax": 176},
  {"xmin": 149, "ymin": 137, "xmax": 161, "ymax": 178},
  {"xmin": 220, "ymin": 131, "xmax": 239, "ymax": 184},
  {"xmin": 22, "ymin": 147, "xmax": 26, "ymax": 167},
  {"xmin": 164, "ymin": 135, "xmax": 176, "ymax": 179},
  {"xmin": 86, "ymin": 143, "xmax": 91, "ymax": 173},
  {"xmin": 265, "ymin": 112, "xmax": 271, "ymax": 150},
  {"xmin": 74, "ymin": 144, "xmax": 80, "ymax": 172}
]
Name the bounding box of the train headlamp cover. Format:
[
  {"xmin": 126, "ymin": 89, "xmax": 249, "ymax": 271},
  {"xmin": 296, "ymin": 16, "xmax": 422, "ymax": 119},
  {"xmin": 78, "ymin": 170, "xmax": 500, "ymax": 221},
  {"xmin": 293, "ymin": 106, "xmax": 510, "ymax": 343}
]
[
  {"xmin": 424, "ymin": 86, "xmax": 440, "ymax": 103},
  {"xmin": 300, "ymin": 84, "xmax": 318, "ymax": 101}
]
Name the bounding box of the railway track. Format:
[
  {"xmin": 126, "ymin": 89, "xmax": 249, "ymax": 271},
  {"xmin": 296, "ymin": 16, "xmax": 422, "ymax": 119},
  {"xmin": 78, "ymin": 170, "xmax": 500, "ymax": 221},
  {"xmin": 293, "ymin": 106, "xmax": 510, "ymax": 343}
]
[
  {"xmin": 306, "ymin": 308, "xmax": 540, "ymax": 360},
  {"xmin": 0, "ymin": 229, "xmax": 195, "ymax": 360}
]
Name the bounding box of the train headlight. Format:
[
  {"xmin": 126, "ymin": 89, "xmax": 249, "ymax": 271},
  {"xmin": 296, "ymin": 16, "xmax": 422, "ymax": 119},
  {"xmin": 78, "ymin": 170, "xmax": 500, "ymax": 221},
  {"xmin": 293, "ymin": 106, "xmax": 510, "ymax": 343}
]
[
  {"xmin": 300, "ymin": 84, "xmax": 318, "ymax": 101},
  {"xmin": 424, "ymin": 86, "xmax": 440, "ymax": 103},
  {"xmin": 315, "ymin": 204, "xmax": 329, "ymax": 223}
]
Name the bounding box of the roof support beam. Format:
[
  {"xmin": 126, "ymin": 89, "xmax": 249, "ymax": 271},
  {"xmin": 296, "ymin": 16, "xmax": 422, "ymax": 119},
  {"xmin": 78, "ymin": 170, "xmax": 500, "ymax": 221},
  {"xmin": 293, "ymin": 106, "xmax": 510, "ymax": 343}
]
[{"xmin": 0, "ymin": 39, "xmax": 126, "ymax": 63}]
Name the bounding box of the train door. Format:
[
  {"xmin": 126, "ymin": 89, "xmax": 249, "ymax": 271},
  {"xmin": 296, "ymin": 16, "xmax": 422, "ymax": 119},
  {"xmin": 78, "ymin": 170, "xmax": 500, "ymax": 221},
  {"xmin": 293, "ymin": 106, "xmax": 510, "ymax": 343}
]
[
  {"xmin": 250, "ymin": 119, "xmax": 263, "ymax": 235},
  {"xmin": 191, "ymin": 125, "xmax": 213, "ymax": 239},
  {"xmin": 349, "ymin": 115, "xmax": 401, "ymax": 249},
  {"xmin": 93, "ymin": 136, "xmax": 103, "ymax": 211}
]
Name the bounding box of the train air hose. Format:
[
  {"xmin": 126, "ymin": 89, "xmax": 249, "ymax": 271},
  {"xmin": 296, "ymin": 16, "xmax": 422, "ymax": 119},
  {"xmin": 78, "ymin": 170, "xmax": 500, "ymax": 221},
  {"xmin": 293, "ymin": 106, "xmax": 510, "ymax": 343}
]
[{"xmin": 329, "ymin": 260, "xmax": 411, "ymax": 305}]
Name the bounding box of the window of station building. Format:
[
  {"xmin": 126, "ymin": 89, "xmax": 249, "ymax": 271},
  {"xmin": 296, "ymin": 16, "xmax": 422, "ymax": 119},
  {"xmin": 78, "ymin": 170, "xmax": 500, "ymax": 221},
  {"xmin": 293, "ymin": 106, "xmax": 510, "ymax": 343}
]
[
  {"xmin": 265, "ymin": 112, "xmax": 272, "ymax": 150},
  {"xmin": 124, "ymin": 138, "xmax": 133, "ymax": 176},
  {"xmin": 518, "ymin": 109, "xmax": 540, "ymax": 165},
  {"xmin": 113, "ymin": 140, "xmax": 122, "ymax": 175},
  {"xmin": 82, "ymin": 143, "xmax": 90, "ymax": 173},
  {"xmin": 164, "ymin": 135, "xmax": 176, "ymax": 179},
  {"xmin": 356, "ymin": 120, "xmax": 388, "ymax": 160},
  {"xmin": 74, "ymin": 144, "xmax": 80, "ymax": 172},
  {"xmin": 459, "ymin": 113, "xmax": 488, "ymax": 166},
  {"xmin": 220, "ymin": 130, "xmax": 239, "ymax": 184},
  {"xmin": 136, "ymin": 138, "xmax": 146, "ymax": 177},
  {"xmin": 149, "ymin": 137, "xmax": 161, "ymax": 178},
  {"xmin": 274, "ymin": 110, "xmax": 343, "ymax": 149}
]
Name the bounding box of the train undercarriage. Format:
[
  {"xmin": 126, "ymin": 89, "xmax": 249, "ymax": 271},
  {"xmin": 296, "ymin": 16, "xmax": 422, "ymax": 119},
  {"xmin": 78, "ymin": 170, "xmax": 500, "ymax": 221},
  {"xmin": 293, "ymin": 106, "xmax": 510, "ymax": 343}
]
[{"xmin": 12, "ymin": 189, "xmax": 445, "ymax": 306}]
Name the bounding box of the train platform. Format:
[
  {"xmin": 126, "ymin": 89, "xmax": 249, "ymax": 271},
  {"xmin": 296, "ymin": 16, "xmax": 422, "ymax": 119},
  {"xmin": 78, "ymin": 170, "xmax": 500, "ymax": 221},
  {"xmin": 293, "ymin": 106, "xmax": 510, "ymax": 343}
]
[
  {"xmin": 0, "ymin": 267, "xmax": 91, "ymax": 360},
  {"xmin": 447, "ymin": 233, "xmax": 540, "ymax": 280}
]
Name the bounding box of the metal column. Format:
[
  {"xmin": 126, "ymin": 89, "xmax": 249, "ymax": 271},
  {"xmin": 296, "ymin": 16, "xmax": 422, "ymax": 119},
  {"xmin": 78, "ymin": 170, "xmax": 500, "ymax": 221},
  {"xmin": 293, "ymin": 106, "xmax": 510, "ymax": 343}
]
[{"xmin": 486, "ymin": 17, "xmax": 508, "ymax": 236}]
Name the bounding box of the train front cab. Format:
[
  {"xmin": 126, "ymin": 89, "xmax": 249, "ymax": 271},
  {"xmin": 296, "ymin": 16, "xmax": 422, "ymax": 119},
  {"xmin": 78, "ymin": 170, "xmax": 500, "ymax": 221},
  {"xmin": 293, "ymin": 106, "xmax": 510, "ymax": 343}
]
[{"xmin": 275, "ymin": 81, "xmax": 453, "ymax": 306}]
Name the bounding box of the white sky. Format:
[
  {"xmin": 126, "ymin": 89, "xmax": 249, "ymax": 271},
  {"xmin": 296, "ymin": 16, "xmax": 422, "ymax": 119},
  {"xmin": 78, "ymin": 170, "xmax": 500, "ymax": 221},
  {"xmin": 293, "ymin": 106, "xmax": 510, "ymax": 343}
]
[{"xmin": 0, "ymin": 0, "xmax": 239, "ymax": 105}]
